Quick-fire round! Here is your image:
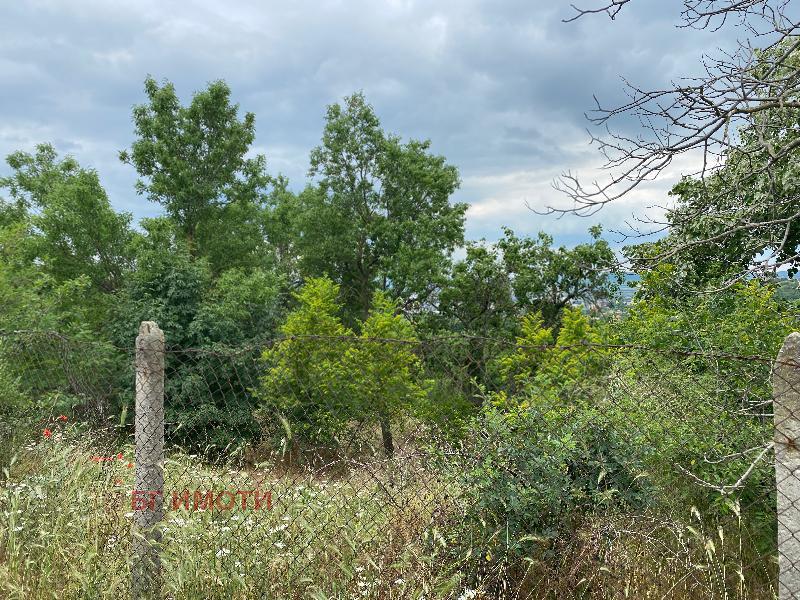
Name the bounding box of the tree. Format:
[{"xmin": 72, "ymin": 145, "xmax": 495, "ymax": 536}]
[
  {"xmin": 430, "ymin": 243, "xmax": 518, "ymax": 399},
  {"xmin": 112, "ymin": 217, "xmax": 212, "ymax": 346},
  {"xmin": 554, "ymin": 1, "xmax": 800, "ymax": 280},
  {"xmin": 296, "ymin": 92, "xmax": 466, "ymax": 322},
  {"xmin": 498, "ymin": 226, "xmax": 621, "ymax": 326},
  {"xmin": 109, "ymin": 216, "xmax": 287, "ymax": 451},
  {"xmin": 258, "ymin": 277, "xmax": 425, "ymax": 457},
  {"xmin": 0, "ymin": 144, "xmax": 134, "ymax": 296},
  {"xmin": 437, "ymin": 243, "xmax": 516, "ymax": 338},
  {"xmin": 120, "ymin": 77, "xmax": 273, "ymax": 261},
  {"xmin": 258, "ymin": 278, "xmax": 358, "ymax": 454},
  {"xmin": 344, "ymin": 291, "xmax": 427, "ymax": 456},
  {"xmin": 0, "ymin": 146, "xmax": 131, "ymax": 418}
]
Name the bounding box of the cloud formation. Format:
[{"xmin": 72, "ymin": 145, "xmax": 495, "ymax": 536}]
[{"xmin": 0, "ymin": 0, "xmax": 740, "ymax": 245}]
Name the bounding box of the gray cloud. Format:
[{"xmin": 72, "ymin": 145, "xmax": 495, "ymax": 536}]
[{"xmin": 0, "ymin": 0, "xmax": 742, "ymax": 243}]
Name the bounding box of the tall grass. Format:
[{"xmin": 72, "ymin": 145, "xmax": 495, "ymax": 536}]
[
  {"xmin": 0, "ymin": 426, "xmax": 470, "ymax": 599},
  {"xmin": 0, "ymin": 425, "xmax": 780, "ymax": 599}
]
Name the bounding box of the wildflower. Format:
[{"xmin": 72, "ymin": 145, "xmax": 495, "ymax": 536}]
[
  {"xmin": 57, "ymin": 415, "xmax": 68, "ymax": 422},
  {"xmin": 126, "ymin": 462, "xmax": 133, "ymax": 468},
  {"xmin": 115, "ymin": 479, "xmax": 123, "ymax": 485},
  {"xmin": 117, "ymin": 452, "xmax": 123, "ymax": 460},
  {"xmin": 43, "ymin": 429, "xmax": 52, "ymax": 438}
]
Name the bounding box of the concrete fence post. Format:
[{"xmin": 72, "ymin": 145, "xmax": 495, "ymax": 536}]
[
  {"xmin": 131, "ymin": 321, "xmax": 165, "ymax": 599},
  {"xmin": 774, "ymin": 332, "xmax": 800, "ymax": 599}
]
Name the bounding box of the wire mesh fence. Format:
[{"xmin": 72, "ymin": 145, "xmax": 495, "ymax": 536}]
[{"xmin": 0, "ymin": 323, "xmax": 797, "ymax": 598}]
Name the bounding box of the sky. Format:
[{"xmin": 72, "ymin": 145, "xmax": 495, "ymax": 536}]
[{"xmin": 0, "ymin": 0, "xmax": 742, "ymax": 247}]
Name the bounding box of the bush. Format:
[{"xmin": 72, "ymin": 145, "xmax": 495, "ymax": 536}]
[{"xmin": 257, "ymin": 278, "xmax": 428, "ymax": 456}]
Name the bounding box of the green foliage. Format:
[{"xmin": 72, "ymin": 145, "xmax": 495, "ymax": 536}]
[
  {"xmin": 452, "ymin": 308, "xmax": 648, "ymax": 567},
  {"xmin": 493, "ymin": 307, "xmax": 608, "ymax": 397},
  {"xmin": 492, "ymin": 312, "xmax": 553, "ymax": 392},
  {"xmin": 120, "ymin": 77, "xmax": 272, "ymax": 261},
  {"xmin": 621, "ymin": 276, "xmax": 797, "ymax": 358},
  {"xmin": 296, "ymin": 92, "xmax": 466, "ymax": 321},
  {"xmin": 775, "ymin": 277, "xmax": 800, "ymax": 301},
  {"xmin": 610, "ymin": 278, "xmax": 789, "ymax": 523},
  {"xmin": 436, "ymin": 243, "xmax": 516, "ymax": 338},
  {"xmin": 258, "ymin": 278, "xmax": 426, "ymax": 453},
  {"xmin": 113, "ymin": 217, "xmax": 211, "ymax": 345},
  {"xmin": 191, "ymin": 267, "xmax": 285, "ymax": 344},
  {"xmin": 457, "ymin": 397, "xmax": 646, "ymax": 566},
  {"xmin": 0, "ymin": 144, "xmax": 134, "ymax": 296},
  {"xmin": 343, "ymin": 291, "xmax": 429, "ymax": 454},
  {"xmin": 258, "ymin": 278, "xmax": 357, "ymax": 448},
  {"xmin": 0, "ymin": 358, "xmax": 26, "ymax": 423},
  {"xmin": 110, "ymin": 218, "xmax": 287, "ymax": 451},
  {"xmin": 498, "ymin": 225, "xmax": 621, "ymax": 326},
  {"xmin": 429, "ymin": 228, "xmax": 620, "ymax": 410},
  {"xmin": 455, "ymin": 292, "xmax": 780, "ymax": 574}
]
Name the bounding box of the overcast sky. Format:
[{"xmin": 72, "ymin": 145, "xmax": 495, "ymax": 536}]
[{"xmin": 1, "ymin": 0, "xmax": 740, "ymax": 246}]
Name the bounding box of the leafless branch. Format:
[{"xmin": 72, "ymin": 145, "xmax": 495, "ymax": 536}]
[{"xmin": 554, "ymin": 0, "xmax": 800, "ymax": 279}]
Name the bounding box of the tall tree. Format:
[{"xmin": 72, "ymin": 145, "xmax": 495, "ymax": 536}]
[
  {"xmin": 498, "ymin": 226, "xmax": 621, "ymax": 326},
  {"xmin": 120, "ymin": 77, "xmax": 272, "ymax": 261},
  {"xmin": 437, "ymin": 243, "xmax": 516, "ymax": 338},
  {"xmin": 297, "ymin": 92, "xmax": 466, "ymax": 321},
  {"xmin": 1, "ymin": 144, "xmax": 133, "ymax": 294}
]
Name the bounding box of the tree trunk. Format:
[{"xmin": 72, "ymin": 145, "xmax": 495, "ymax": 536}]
[{"xmin": 380, "ymin": 415, "xmax": 394, "ymax": 458}]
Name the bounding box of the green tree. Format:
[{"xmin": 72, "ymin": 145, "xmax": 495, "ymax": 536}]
[
  {"xmin": 1, "ymin": 144, "xmax": 134, "ymax": 294},
  {"xmin": 112, "ymin": 217, "xmax": 211, "ymax": 345},
  {"xmin": 437, "ymin": 243, "xmax": 515, "ymax": 338},
  {"xmin": 498, "ymin": 226, "xmax": 621, "ymax": 326},
  {"xmin": 258, "ymin": 278, "xmax": 355, "ymax": 454},
  {"xmin": 258, "ymin": 277, "xmax": 425, "ymax": 457},
  {"xmin": 344, "ymin": 291, "xmax": 427, "ymax": 456},
  {"xmin": 493, "ymin": 307, "xmax": 609, "ymax": 399},
  {"xmin": 0, "ymin": 146, "xmax": 131, "ymax": 420},
  {"xmin": 120, "ymin": 77, "xmax": 273, "ymax": 263},
  {"xmin": 296, "ymin": 92, "xmax": 466, "ymax": 321},
  {"xmin": 430, "ymin": 243, "xmax": 517, "ymax": 402},
  {"xmin": 108, "ymin": 217, "xmax": 286, "ymax": 450}
]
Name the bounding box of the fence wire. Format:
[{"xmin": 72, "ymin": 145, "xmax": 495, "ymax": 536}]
[{"xmin": 0, "ymin": 326, "xmax": 795, "ymax": 599}]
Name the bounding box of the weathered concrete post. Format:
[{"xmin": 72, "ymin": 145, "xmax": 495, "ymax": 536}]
[
  {"xmin": 774, "ymin": 332, "xmax": 800, "ymax": 599},
  {"xmin": 131, "ymin": 321, "xmax": 165, "ymax": 599}
]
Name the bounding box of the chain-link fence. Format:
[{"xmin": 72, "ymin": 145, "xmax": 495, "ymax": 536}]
[{"xmin": 1, "ymin": 323, "xmax": 798, "ymax": 599}]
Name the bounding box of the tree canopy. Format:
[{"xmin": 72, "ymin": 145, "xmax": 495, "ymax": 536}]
[
  {"xmin": 296, "ymin": 92, "xmax": 467, "ymax": 321},
  {"xmin": 119, "ymin": 76, "xmax": 272, "ymax": 262}
]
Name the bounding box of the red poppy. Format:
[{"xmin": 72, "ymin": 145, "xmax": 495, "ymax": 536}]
[
  {"xmin": 117, "ymin": 453, "xmax": 123, "ymax": 460},
  {"xmin": 57, "ymin": 415, "xmax": 68, "ymax": 422},
  {"xmin": 43, "ymin": 428, "xmax": 52, "ymax": 438},
  {"xmin": 126, "ymin": 462, "xmax": 133, "ymax": 469}
]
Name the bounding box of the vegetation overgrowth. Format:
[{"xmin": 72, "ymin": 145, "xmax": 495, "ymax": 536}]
[{"xmin": 1, "ymin": 76, "xmax": 798, "ymax": 597}]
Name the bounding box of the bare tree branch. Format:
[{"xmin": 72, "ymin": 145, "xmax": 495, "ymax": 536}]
[{"xmin": 554, "ymin": 0, "xmax": 800, "ymax": 281}]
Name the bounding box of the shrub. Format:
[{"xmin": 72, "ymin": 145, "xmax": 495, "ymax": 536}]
[{"xmin": 257, "ymin": 278, "xmax": 428, "ymax": 456}]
